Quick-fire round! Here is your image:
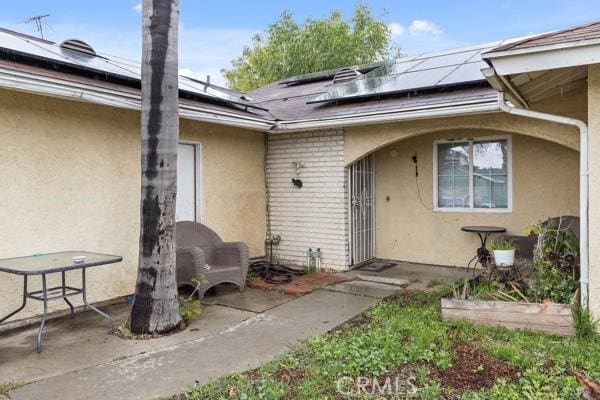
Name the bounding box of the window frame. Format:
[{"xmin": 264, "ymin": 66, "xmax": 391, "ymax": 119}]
[{"xmin": 432, "ymin": 135, "xmax": 513, "ymax": 213}]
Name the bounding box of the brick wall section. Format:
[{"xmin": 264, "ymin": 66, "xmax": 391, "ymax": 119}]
[{"xmin": 266, "ymin": 129, "xmax": 349, "ymax": 270}]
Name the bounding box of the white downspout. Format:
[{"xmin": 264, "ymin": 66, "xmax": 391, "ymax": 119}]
[{"xmin": 497, "ymin": 92, "xmax": 589, "ymax": 306}]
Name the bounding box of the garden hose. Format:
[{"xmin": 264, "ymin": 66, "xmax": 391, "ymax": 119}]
[{"xmin": 249, "ymin": 261, "xmax": 306, "ymax": 284}]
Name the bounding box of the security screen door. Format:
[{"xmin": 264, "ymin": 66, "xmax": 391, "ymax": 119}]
[
  {"xmin": 176, "ymin": 143, "xmax": 198, "ymax": 221},
  {"xmin": 349, "ymin": 154, "xmax": 375, "ymax": 265}
]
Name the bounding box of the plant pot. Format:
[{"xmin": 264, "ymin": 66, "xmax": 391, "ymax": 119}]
[{"xmin": 493, "ymin": 249, "xmax": 515, "ymax": 266}]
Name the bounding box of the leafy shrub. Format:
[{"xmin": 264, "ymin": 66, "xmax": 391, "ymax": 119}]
[
  {"xmin": 523, "ymin": 218, "xmax": 579, "ymax": 304},
  {"xmin": 527, "ymin": 260, "xmax": 577, "ymax": 304},
  {"xmin": 470, "ymin": 279, "xmax": 504, "ymax": 300},
  {"xmin": 179, "ymin": 296, "xmax": 202, "ymax": 323}
]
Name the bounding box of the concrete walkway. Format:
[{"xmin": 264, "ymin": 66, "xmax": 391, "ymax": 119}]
[{"xmin": 2, "ymin": 287, "xmax": 380, "ymax": 400}]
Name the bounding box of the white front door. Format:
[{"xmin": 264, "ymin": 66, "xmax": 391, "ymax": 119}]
[{"xmin": 176, "ymin": 143, "xmax": 200, "ymax": 221}]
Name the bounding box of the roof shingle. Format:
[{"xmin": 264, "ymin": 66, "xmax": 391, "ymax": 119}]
[{"xmin": 490, "ymin": 21, "xmax": 600, "ymax": 52}]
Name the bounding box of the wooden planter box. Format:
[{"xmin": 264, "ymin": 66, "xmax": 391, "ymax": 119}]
[{"xmin": 441, "ymin": 298, "xmax": 574, "ymax": 336}]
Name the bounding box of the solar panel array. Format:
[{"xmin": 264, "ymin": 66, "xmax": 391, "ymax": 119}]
[
  {"xmin": 308, "ymin": 41, "xmax": 508, "ymax": 104},
  {"xmin": 0, "ymin": 29, "xmax": 262, "ymax": 110},
  {"xmin": 279, "ymin": 60, "xmax": 384, "ymax": 85}
]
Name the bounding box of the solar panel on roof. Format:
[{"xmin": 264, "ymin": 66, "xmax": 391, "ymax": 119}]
[
  {"xmin": 438, "ymin": 61, "xmax": 489, "ymax": 85},
  {"xmin": 362, "ymin": 59, "xmax": 424, "ymax": 79},
  {"xmin": 279, "ymin": 60, "xmax": 384, "ymax": 85},
  {"xmin": 0, "ymin": 29, "xmax": 264, "ymax": 110},
  {"xmin": 179, "ymin": 76, "xmax": 265, "ymax": 110},
  {"xmin": 307, "ymin": 41, "xmax": 505, "ymax": 104}
]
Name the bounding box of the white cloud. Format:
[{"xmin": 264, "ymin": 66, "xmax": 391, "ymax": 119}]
[
  {"xmin": 388, "ymin": 22, "xmax": 405, "ymax": 38},
  {"xmin": 133, "ymin": 3, "xmax": 142, "ymax": 13},
  {"xmin": 409, "ymin": 20, "xmax": 442, "ymax": 36}
]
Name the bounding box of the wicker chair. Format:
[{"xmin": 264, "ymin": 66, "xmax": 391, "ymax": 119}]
[{"xmin": 176, "ymin": 221, "xmax": 249, "ymax": 299}]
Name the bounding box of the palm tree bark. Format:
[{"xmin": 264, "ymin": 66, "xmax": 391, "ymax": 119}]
[{"xmin": 130, "ymin": 0, "xmax": 182, "ymax": 334}]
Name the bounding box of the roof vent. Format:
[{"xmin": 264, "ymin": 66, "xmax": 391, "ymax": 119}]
[
  {"xmin": 60, "ymin": 39, "xmax": 96, "ymax": 56},
  {"xmin": 332, "ymin": 68, "xmax": 362, "ymax": 84}
]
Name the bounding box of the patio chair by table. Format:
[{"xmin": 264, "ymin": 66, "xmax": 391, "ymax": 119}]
[
  {"xmin": 501, "ymin": 216, "xmax": 580, "ymax": 260},
  {"xmin": 176, "ymin": 221, "xmax": 249, "ymax": 299},
  {"xmin": 0, "ymin": 251, "xmax": 122, "ymax": 352}
]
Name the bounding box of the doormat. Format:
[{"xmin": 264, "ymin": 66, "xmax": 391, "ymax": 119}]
[{"xmin": 355, "ymin": 261, "xmax": 396, "ymax": 273}]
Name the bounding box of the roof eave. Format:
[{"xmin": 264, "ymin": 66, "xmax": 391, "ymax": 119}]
[
  {"xmin": 480, "ymin": 67, "xmax": 529, "ymax": 109},
  {"xmin": 271, "ymin": 97, "xmax": 500, "ymax": 132},
  {"xmin": 0, "ymin": 66, "xmax": 274, "ymax": 131},
  {"xmin": 483, "ymin": 39, "xmax": 600, "ymax": 75},
  {"xmin": 0, "ymin": 63, "xmax": 502, "ymax": 133}
]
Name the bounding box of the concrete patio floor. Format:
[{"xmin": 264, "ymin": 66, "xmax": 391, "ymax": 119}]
[
  {"xmin": 1, "ymin": 285, "xmax": 382, "ymax": 400},
  {"xmin": 351, "ymin": 260, "xmax": 473, "ymax": 291}
]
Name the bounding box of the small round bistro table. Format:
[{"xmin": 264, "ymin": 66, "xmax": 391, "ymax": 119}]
[{"xmin": 461, "ymin": 226, "xmax": 506, "ymax": 271}]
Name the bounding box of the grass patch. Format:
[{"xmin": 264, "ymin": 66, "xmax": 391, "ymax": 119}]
[
  {"xmin": 175, "ymin": 289, "xmax": 600, "ymax": 399},
  {"xmin": 572, "ymin": 303, "xmax": 599, "ymax": 339},
  {"xmin": 426, "ymin": 279, "xmax": 444, "ymax": 288},
  {"xmin": 0, "ymin": 381, "xmax": 26, "ymax": 396}
]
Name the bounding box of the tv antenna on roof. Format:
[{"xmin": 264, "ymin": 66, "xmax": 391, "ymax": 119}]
[{"xmin": 25, "ymin": 14, "xmax": 51, "ymax": 39}]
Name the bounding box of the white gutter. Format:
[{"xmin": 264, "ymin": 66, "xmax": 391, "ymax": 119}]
[
  {"xmin": 271, "ymin": 97, "xmax": 500, "ymax": 132},
  {"xmin": 481, "ymin": 67, "xmax": 529, "ymax": 109},
  {"xmin": 497, "ymin": 91, "xmax": 589, "ymax": 306},
  {"xmin": 0, "ymin": 67, "xmax": 273, "ymax": 131},
  {"xmin": 178, "ymin": 104, "xmax": 273, "ymax": 131}
]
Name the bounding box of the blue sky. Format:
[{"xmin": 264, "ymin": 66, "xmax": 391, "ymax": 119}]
[{"xmin": 1, "ymin": 1, "xmax": 598, "ymax": 86}]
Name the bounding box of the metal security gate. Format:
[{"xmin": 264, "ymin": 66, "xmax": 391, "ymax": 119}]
[{"xmin": 349, "ymin": 154, "xmax": 375, "ymax": 265}]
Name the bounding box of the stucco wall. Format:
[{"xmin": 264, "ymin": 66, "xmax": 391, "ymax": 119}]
[
  {"xmin": 180, "ymin": 119, "xmax": 266, "ymax": 256},
  {"xmin": 345, "ymin": 112, "xmax": 580, "ymax": 167},
  {"xmin": 0, "ymin": 89, "xmax": 265, "ymax": 321},
  {"xmin": 373, "ymin": 131, "xmax": 579, "ymax": 267},
  {"xmin": 588, "ymin": 64, "xmax": 600, "ymax": 319}
]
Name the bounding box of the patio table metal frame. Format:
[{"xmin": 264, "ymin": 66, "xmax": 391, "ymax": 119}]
[
  {"xmin": 461, "ymin": 226, "xmax": 506, "ymax": 271},
  {"xmin": 0, "ymin": 251, "xmax": 122, "ymax": 352}
]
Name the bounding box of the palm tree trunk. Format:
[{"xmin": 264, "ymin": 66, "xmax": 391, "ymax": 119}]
[{"xmin": 130, "ymin": 0, "xmax": 182, "ymax": 334}]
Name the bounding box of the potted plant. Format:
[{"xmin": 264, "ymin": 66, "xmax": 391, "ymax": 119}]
[{"xmin": 490, "ymin": 238, "xmax": 516, "ymax": 267}]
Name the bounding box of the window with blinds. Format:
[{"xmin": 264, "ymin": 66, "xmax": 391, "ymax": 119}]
[{"xmin": 434, "ymin": 137, "xmax": 511, "ymax": 212}]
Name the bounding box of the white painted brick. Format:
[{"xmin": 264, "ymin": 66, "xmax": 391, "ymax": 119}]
[{"xmin": 267, "ymin": 129, "xmax": 348, "ymax": 270}]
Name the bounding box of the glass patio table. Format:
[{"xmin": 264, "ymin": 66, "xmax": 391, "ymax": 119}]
[
  {"xmin": 0, "ymin": 251, "xmax": 122, "ymax": 352},
  {"xmin": 461, "ymin": 226, "xmax": 506, "ymax": 271}
]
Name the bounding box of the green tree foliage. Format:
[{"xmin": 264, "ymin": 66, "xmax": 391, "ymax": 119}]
[{"xmin": 222, "ymin": 4, "xmax": 398, "ymax": 91}]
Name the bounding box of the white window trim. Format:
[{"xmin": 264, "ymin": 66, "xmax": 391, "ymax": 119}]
[
  {"xmin": 178, "ymin": 140, "xmax": 203, "ymax": 222},
  {"xmin": 432, "ymin": 135, "xmax": 513, "ymax": 213}
]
